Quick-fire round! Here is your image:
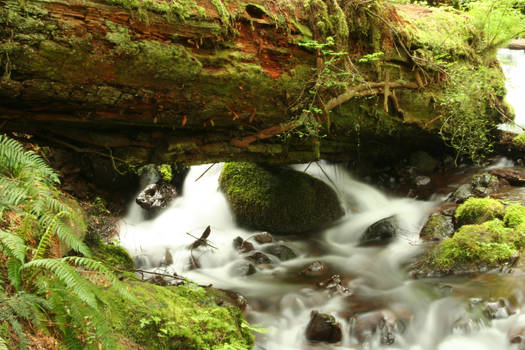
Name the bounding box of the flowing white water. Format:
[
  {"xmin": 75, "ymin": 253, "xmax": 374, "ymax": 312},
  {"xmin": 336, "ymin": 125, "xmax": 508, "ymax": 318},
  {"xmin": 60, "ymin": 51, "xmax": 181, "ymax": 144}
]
[
  {"xmin": 119, "ymin": 161, "xmax": 525, "ymax": 349},
  {"xmin": 498, "ymin": 48, "xmax": 525, "ymax": 133}
]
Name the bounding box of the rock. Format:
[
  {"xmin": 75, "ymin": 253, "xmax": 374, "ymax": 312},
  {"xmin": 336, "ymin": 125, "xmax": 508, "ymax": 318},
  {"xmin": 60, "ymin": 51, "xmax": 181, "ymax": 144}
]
[
  {"xmin": 317, "ymin": 275, "xmax": 351, "ymax": 296},
  {"xmin": 135, "ymin": 182, "xmax": 177, "ymax": 210},
  {"xmin": 360, "ymin": 216, "xmax": 397, "ymax": 245},
  {"xmin": 449, "ymin": 184, "xmax": 472, "ymax": 203},
  {"xmin": 230, "ymin": 261, "xmax": 256, "ymax": 276},
  {"xmin": 352, "ymin": 310, "xmax": 398, "ymax": 345},
  {"xmin": 262, "ymin": 244, "xmax": 297, "ymax": 261},
  {"xmin": 419, "ymin": 213, "xmax": 454, "ymax": 241},
  {"xmin": 300, "ymin": 261, "xmax": 328, "ymax": 277},
  {"xmin": 471, "ymin": 173, "xmax": 499, "ymax": 197},
  {"xmin": 219, "ymin": 162, "xmax": 344, "ymax": 235},
  {"xmin": 489, "ymin": 168, "xmax": 525, "ymax": 186},
  {"xmin": 233, "ymin": 236, "xmax": 254, "ymax": 253},
  {"xmin": 245, "ymin": 251, "xmax": 272, "ymax": 265},
  {"xmin": 483, "ymin": 298, "xmax": 515, "ymax": 319},
  {"xmin": 508, "ymin": 38, "xmax": 525, "ymax": 50},
  {"xmin": 305, "ymin": 311, "xmax": 342, "ymax": 343},
  {"xmin": 211, "ymin": 289, "xmax": 248, "ymax": 312},
  {"xmin": 254, "ymin": 232, "xmax": 273, "ymax": 244},
  {"xmin": 415, "ymin": 176, "xmax": 431, "ymax": 186},
  {"xmin": 409, "ymin": 151, "xmax": 440, "ymax": 174},
  {"xmin": 508, "ymin": 326, "xmax": 525, "ymax": 345}
]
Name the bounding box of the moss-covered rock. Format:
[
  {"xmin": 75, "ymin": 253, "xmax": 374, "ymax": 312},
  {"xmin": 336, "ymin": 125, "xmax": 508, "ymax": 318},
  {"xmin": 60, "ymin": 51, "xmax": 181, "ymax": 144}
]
[
  {"xmin": 419, "ymin": 213, "xmax": 454, "ymax": 241},
  {"xmin": 94, "ymin": 243, "xmax": 135, "ymax": 270},
  {"xmin": 513, "ymin": 133, "xmax": 525, "ymax": 150},
  {"xmin": 455, "ymin": 197, "xmax": 505, "ymax": 227},
  {"xmin": 219, "ymin": 162, "xmax": 344, "ymax": 235},
  {"xmin": 504, "ymin": 204, "xmax": 525, "ymax": 228},
  {"xmin": 427, "ymin": 219, "xmax": 524, "ymax": 273},
  {"xmin": 109, "ymin": 281, "xmax": 254, "ymax": 350}
]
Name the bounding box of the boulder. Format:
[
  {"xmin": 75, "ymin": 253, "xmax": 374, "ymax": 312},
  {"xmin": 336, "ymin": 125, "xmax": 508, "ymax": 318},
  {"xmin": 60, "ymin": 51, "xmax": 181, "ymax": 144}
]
[
  {"xmin": 262, "ymin": 244, "xmax": 297, "ymax": 261},
  {"xmin": 254, "ymin": 232, "xmax": 273, "ymax": 244},
  {"xmin": 245, "ymin": 251, "xmax": 272, "ymax": 265},
  {"xmin": 300, "ymin": 261, "xmax": 328, "ymax": 277},
  {"xmin": 219, "ymin": 162, "xmax": 344, "ymax": 235},
  {"xmin": 419, "ymin": 213, "xmax": 454, "ymax": 241},
  {"xmin": 360, "ymin": 216, "xmax": 397, "ymax": 245},
  {"xmin": 230, "ymin": 261, "xmax": 256, "ymax": 277},
  {"xmin": 305, "ymin": 311, "xmax": 342, "ymax": 343},
  {"xmin": 352, "ymin": 310, "xmax": 398, "ymax": 345},
  {"xmin": 135, "ymin": 182, "xmax": 177, "ymax": 210},
  {"xmin": 449, "ymin": 184, "xmax": 472, "ymax": 204},
  {"xmin": 233, "ymin": 236, "xmax": 255, "ymax": 253},
  {"xmin": 489, "ymin": 168, "xmax": 525, "ymax": 186},
  {"xmin": 471, "ymin": 173, "xmax": 499, "ymax": 197}
]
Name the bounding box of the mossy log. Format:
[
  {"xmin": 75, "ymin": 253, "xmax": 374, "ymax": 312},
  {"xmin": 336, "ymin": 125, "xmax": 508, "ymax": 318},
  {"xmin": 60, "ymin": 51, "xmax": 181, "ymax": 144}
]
[{"xmin": 0, "ymin": 0, "xmax": 505, "ymax": 166}]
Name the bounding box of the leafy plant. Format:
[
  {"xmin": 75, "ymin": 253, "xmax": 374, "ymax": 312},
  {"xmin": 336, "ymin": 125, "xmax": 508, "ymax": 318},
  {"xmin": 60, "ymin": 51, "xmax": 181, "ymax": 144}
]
[{"xmin": 0, "ymin": 134, "xmax": 131, "ymax": 349}]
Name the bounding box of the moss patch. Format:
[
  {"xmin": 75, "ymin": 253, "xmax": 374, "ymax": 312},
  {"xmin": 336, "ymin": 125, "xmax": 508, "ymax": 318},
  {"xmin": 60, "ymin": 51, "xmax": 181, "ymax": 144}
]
[
  {"xmin": 219, "ymin": 162, "xmax": 344, "ymax": 234},
  {"xmin": 94, "ymin": 243, "xmax": 135, "ymax": 271},
  {"xmin": 513, "ymin": 133, "xmax": 525, "ymax": 150},
  {"xmin": 455, "ymin": 197, "xmax": 504, "ymax": 227},
  {"xmin": 504, "ymin": 204, "xmax": 525, "ymax": 228},
  {"xmin": 428, "ymin": 219, "xmax": 522, "ymax": 271},
  {"xmin": 108, "ymin": 281, "xmax": 254, "ymax": 350}
]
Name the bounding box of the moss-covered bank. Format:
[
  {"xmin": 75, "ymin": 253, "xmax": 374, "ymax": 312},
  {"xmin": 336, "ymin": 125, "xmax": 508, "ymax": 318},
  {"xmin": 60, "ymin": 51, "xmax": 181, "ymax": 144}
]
[
  {"xmin": 219, "ymin": 162, "xmax": 344, "ymax": 234},
  {"xmin": 109, "ymin": 280, "xmax": 254, "ymax": 350}
]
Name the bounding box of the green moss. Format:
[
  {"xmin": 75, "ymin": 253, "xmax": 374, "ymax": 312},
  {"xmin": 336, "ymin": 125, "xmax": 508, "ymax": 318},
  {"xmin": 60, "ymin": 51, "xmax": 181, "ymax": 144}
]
[
  {"xmin": 219, "ymin": 162, "xmax": 344, "ymax": 234},
  {"xmin": 429, "ymin": 219, "xmax": 521, "ymax": 271},
  {"xmin": 108, "ymin": 281, "xmax": 254, "ymax": 349},
  {"xmin": 103, "ymin": 0, "xmax": 199, "ymax": 22},
  {"xmin": 504, "ymin": 204, "xmax": 525, "ymax": 228},
  {"xmin": 95, "ymin": 243, "xmax": 135, "ymax": 271},
  {"xmin": 455, "ymin": 197, "xmax": 505, "ymax": 227},
  {"xmin": 513, "ymin": 133, "xmax": 525, "ymax": 150},
  {"xmin": 210, "ymin": 0, "xmax": 230, "ymax": 26},
  {"xmin": 157, "ymin": 164, "xmax": 173, "ymax": 182}
]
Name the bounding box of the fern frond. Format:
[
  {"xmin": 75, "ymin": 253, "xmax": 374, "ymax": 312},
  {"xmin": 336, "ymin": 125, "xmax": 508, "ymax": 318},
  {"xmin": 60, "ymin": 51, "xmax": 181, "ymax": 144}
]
[
  {"xmin": 0, "ymin": 230, "xmax": 27, "ymax": 262},
  {"xmin": 0, "ymin": 336, "xmax": 8, "ymax": 350},
  {"xmin": 0, "ymin": 134, "xmax": 59, "ymax": 184},
  {"xmin": 7, "ymin": 259, "xmax": 23, "ymax": 291},
  {"xmin": 0, "ymin": 178, "xmax": 28, "ymax": 207},
  {"xmin": 33, "ymin": 211, "xmax": 69, "ymax": 260},
  {"xmin": 53, "ymin": 218, "xmax": 91, "ymax": 258},
  {"xmin": 63, "ymin": 257, "xmax": 134, "ymax": 301},
  {"xmin": 22, "ymin": 259, "xmax": 98, "ymax": 309}
]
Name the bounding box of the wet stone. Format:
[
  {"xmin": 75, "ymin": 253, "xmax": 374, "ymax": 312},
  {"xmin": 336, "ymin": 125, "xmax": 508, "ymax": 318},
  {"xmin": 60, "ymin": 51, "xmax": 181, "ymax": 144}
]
[
  {"xmin": 245, "ymin": 251, "xmax": 272, "ymax": 265},
  {"xmin": 305, "ymin": 310, "xmax": 342, "ymax": 343},
  {"xmin": 471, "ymin": 172, "xmax": 499, "ymax": 197},
  {"xmin": 317, "ymin": 275, "xmax": 351, "ymax": 296},
  {"xmin": 352, "ymin": 310, "xmax": 398, "ymax": 345},
  {"xmin": 254, "ymin": 232, "xmax": 273, "ymax": 244},
  {"xmin": 135, "ymin": 182, "xmax": 177, "ymax": 210},
  {"xmin": 230, "ymin": 260, "xmax": 256, "ymax": 276},
  {"xmin": 508, "ymin": 326, "xmax": 525, "ymax": 345},
  {"xmin": 360, "ymin": 216, "xmax": 397, "ymax": 245},
  {"xmin": 262, "ymin": 244, "xmax": 297, "ymax": 261},
  {"xmin": 233, "ymin": 236, "xmax": 254, "ymax": 253},
  {"xmin": 484, "ymin": 298, "xmax": 515, "ymax": 319},
  {"xmin": 419, "ymin": 213, "xmax": 454, "ymax": 241},
  {"xmin": 489, "ymin": 168, "xmax": 525, "ymax": 186},
  {"xmin": 300, "ymin": 261, "xmax": 328, "ymax": 277},
  {"xmin": 448, "ymin": 184, "xmax": 472, "ymax": 203}
]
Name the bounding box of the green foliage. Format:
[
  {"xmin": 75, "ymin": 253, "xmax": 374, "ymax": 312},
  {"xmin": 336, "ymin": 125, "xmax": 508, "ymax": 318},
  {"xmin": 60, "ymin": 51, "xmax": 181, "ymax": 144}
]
[
  {"xmin": 437, "ymin": 64, "xmax": 505, "ymax": 163},
  {"xmin": 157, "ymin": 164, "xmax": 173, "ymax": 182},
  {"xmin": 455, "ymin": 197, "xmax": 505, "ymax": 226},
  {"xmin": 0, "ymin": 135, "xmax": 131, "ymax": 349}
]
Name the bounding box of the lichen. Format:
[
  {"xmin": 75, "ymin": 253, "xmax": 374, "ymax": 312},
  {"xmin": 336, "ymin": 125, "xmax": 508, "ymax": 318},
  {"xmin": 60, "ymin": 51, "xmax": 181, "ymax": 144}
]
[
  {"xmin": 455, "ymin": 197, "xmax": 505, "ymax": 227},
  {"xmin": 218, "ymin": 162, "xmax": 344, "ymax": 234},
  {"xmin": 107, "ymin": 281, "xmax": 254, "ymax": 350}
]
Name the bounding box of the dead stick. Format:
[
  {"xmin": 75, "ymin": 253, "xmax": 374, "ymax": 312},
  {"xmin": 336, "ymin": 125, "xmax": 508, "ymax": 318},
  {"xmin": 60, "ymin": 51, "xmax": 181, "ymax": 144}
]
[{"xmin": 194, "ymin": 163, "xmax": 216, "ymax": 182}]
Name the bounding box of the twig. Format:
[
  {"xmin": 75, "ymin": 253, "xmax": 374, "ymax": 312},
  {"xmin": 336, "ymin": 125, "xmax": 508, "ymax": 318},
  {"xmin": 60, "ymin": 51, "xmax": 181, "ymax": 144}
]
[
  {"xmin": 194, "ymin": 163, "xmax": 216, "ymax": 182},
  {"xmin": 315, "ymin": 162, "xmax": 340, "ymax": 194},
  {"xmin": 134, "ymin": 269, "xmax": 186, "ymax": 280},
  {"xmin": 186, "ymin": 231, "xmax": 217, "ymax": 249}
]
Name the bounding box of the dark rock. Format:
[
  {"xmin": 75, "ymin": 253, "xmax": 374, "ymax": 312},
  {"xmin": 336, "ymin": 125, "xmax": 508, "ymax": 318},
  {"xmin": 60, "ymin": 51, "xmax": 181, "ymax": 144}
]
[
  {"xmin": 415, "ymin": 176, "xmax": 431, "ymax": 187},
  {"xmin": 471, "ymin": 173, "xmax": 499, "ymax": 197},
  {"xmin": 300, "ymin": 261, "xmax": 328, "ymax": 277},
  {"xmin": 230, "ymin": 260, "xmax": 256, "ymax": 276},
  {"xmin": 211, "ymin": 289, "xmax": 248, "ymax": 311},
  {"xmin": 254, "ymin": 232, "xmax": 273, "ymax": 244},
  {"xmin": 262, "ymin": 244, "xmax": 297, "ymax": 261},
  {"xmin": 449, "ymin": 184, "xmax": 472, "ymax": 203},
  {"xmin": 305, "ymin": 311, "xmax": 342, "ymax": 343},
  {"xmin": 135, "ymin": 182, "xmax": 177, "ymax": 210},
  {"xmin": 419, "ymin": 213, "xmax": 454, "ymax": 241},
  {"xmin": 508, "ymin": 326, "xmax": 525, "ymax": 346},
  {"xmin": 352, "ymin": 310, "xmax": 398, "ymax": 345},
  {"xmin": 317, "ymin": 275, "xmax": 351, "ymax": 296},
  {"xmin": 360, "ymin": 216, "xmax": 397, "ymax": 245},
  {"xmin": 219, "ymin": 162, "xmax": 344, "ymax": 235},
  {"xmin": 409, "ymin": 151, "xmax": 440, "ymax": 174},
  {"xmin": 245, "ymin": 251, "xmax": 272, "ymax": 265},
  {"xmin": 233, "ymin": 236, "xmax": 254, "ymax": 253},
  {"xmin": 489, "ymin": 168, "xmax": 525, "ymax": 186}
]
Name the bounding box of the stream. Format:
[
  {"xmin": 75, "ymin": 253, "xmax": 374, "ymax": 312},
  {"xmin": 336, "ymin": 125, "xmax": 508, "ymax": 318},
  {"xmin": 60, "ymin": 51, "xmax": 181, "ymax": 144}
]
[{"xmin": 118, "ymin": 48, "xmax": 525, "ymax": 350}]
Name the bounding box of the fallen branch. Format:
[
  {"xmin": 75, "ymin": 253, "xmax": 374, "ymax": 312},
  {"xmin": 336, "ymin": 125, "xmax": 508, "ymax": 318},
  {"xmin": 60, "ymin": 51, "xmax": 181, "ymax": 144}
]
[
  {"xmin": 134, "ymin": 269, "xmax": 185, "ymax": 280},
  {"xmin": 230, "ymin": 119, "xmax": 303, "ymax": 148}
]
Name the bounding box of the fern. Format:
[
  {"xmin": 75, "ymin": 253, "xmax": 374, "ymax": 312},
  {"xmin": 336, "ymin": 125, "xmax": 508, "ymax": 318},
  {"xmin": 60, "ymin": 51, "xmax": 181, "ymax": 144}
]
[{"xmin": 0, "ymin": 230, "xmax": 26, "ymax": 262}]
